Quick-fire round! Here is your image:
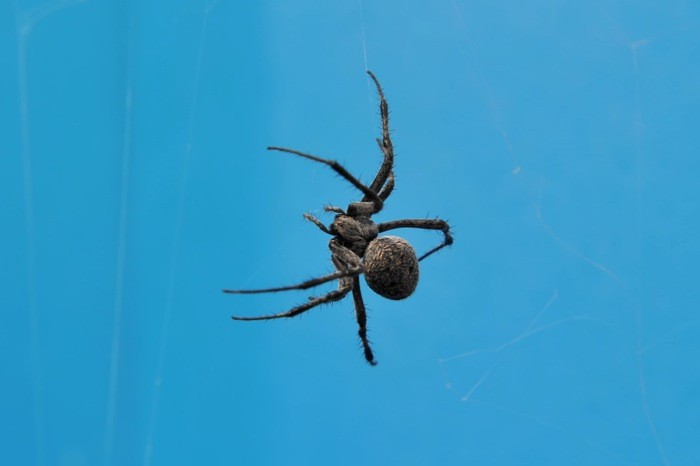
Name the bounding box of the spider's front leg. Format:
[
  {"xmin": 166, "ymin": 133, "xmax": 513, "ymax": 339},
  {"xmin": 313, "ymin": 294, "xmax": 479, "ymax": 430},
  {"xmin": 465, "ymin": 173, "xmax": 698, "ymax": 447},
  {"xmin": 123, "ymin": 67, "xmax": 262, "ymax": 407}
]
[
  {"xmin": 364, "ymin": 71, "xmax": 395, "ymax": 201},
  {"xmin": 267, "ymin": 146, "xmax": 384, "ymax": 214}
]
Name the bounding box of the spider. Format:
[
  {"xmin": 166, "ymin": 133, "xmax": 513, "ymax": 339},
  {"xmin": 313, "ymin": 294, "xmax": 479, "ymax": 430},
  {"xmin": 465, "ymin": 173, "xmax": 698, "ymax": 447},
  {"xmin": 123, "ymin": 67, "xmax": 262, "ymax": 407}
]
[{"xmin": 225, "ymin": 71, "xmax": 453, "ymax": 365}]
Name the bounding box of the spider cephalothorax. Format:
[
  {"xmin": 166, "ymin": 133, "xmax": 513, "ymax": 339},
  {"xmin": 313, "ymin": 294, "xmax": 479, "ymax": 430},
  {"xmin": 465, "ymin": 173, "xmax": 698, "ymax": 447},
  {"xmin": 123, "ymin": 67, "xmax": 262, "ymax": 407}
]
[{"xmin": 225, "ymin": 71, "xmax": 453, "ymax": 365}]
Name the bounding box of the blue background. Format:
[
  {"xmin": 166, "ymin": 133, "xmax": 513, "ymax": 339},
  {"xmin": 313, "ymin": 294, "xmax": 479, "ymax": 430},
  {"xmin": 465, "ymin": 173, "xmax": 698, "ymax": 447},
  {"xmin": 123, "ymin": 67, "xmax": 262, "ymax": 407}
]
[{"xmin": 2, "ymin": 1, "xmax": 699, "ymax": 465}]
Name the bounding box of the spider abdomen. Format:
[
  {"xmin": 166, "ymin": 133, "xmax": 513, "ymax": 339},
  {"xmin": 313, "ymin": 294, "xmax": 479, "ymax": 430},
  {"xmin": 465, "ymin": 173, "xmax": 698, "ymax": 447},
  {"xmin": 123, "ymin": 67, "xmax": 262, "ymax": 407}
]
[{"xmin": 363, "ymin": 236, "xmax": 419, "ymax": 300}]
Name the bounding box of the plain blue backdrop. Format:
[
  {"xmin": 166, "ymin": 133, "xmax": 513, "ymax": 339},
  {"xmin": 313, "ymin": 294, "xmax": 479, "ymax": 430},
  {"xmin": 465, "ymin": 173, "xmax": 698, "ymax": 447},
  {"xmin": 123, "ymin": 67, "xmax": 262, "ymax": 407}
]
[{"xmin": 2, "ymin": 1, "xmax": 699, "ymax": 465}]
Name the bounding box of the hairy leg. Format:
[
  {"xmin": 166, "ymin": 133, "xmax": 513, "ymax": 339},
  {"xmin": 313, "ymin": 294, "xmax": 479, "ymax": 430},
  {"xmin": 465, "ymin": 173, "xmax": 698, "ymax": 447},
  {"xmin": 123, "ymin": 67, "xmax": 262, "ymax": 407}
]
[
  {"xmin": 229, "ymin": 240, "xmax": 363, "ymax": 320},
  {"xmin": 378, "ymin": 218, "xmax": 453, "ymax": 261},
  {"xmin": 364, "ymin": 71, "xmax": 395, "ymax": 200},
  {"xmin": 267, "ymin": 146, "xmax": 383, "ymax": 213},
  {"xmin": 351, "ymin": 277, "xmax": 376, "ymax": 365},
  {"xmin": 378, "ymin": 172, "xmax": 394, "ymax": 201},
  {"xmin": 223, "ymin": 265, "xmax": 361, "ymax": 295},
  {"xmin": 231, "ymin": 279, "xmax": 353, "ymax": 321}
]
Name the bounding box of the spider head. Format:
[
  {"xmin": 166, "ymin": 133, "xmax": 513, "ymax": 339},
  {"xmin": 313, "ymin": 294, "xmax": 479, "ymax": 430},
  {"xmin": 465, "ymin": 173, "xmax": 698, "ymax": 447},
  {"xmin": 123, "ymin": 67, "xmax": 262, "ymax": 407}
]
[
  {"xmin": 363, "ymin": 236, "xmax": 419, "ymax": 300},
  {"xmin": 330, "ymin": 214, "xmax": 379, "ymax": 257}
]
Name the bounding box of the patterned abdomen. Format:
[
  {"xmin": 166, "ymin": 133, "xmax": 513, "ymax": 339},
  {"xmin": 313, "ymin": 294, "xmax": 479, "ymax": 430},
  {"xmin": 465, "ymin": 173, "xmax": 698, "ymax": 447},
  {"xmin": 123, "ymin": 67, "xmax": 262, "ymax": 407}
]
[{"xmin": 363, "ymin": 236, "xmax": 419, "ymax": 300}]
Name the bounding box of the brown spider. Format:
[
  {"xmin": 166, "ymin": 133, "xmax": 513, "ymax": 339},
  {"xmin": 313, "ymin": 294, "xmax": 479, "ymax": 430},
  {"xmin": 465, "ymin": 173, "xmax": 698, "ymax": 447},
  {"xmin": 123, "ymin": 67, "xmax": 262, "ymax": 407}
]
[{"xmin": 225, "ymin": 71, "xmax": 453, "ymax": 365}]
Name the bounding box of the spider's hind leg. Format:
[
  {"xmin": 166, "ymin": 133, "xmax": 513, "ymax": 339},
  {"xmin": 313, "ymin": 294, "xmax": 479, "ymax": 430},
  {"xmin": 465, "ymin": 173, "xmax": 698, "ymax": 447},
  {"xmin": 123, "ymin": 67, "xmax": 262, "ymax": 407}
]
[
  {"xmin": 231, "ymin": 280, "xmax": 354, "ymax": 321},
  {"xmin": 351, "ymin": 277, "xmax": 377, "ymax": 365},
  {"xmin": 224, "ymin": 266, "xmax": 361, "ymax": 295},
  {"xmin": 228, "ymin": 240, "xmax": 364, "ymax": 323}
]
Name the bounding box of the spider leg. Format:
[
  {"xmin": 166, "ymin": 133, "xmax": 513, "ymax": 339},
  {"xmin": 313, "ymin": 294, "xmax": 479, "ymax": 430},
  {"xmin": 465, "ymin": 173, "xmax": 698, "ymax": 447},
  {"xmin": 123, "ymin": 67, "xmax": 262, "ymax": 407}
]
[
  {"xmin": 223, "ymin": 266, "xmax": 361, "ymax": 295},
  {"xmin": 364, "ymin": 70, "xmax": 395, "ymax": 201},
  {"xmin": 231, "ymin": 278, "xmax": 353, "ymax": 321},
  {"xmin": 351, "ymin": 277, "xmax": 377, "ymax": 365},
  {"xmin": 230, "ymin": 240, "xmax": 363, "ymax": 322},
  {"xmin": 377, "ymin": 218, "xmax": 453, "ymax": 261},
  {"xmin": 377, "ymin": 172, "xmax": 394, "ymax": 201},
  {"xmin": 267, "ymin": 146, "xmax": 382, "ymax": 213}
]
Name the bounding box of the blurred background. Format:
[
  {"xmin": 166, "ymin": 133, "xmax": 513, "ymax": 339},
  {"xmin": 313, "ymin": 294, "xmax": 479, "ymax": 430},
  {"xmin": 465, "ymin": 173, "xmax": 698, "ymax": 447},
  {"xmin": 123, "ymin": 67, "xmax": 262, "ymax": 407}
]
[{"xmin": 2, "ymin": 0, "xmax": 699, "ymax": 465}]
